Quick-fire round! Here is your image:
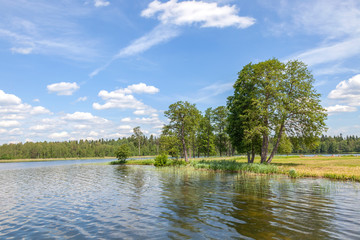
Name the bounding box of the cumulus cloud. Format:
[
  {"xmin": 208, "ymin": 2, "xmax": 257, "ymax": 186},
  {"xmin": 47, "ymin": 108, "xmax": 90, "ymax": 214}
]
[
  {"xmin": 141, "ymin": 0, "xmax": 255, "ymax": 28},
  {"xmin": 0, "ymin": 90, "xmax": 22, "ymax": 105},
  {"xmin": 62, "ymin": 111, "xmax": 108, "ymax": 124},
  {"xmin": 94, "ymin": 0, "xmax": 110, "ymax": 7},
  {"xmin": 326, "ymin": 105, "xmax": 357, "ymax": 115},
  {"xmin": 49, "ymin": 131, "xmax": 70, "ymax": 139},
  {"xmin": 328, "ymin": 74, "xmax": 360, "ymax": 106},
  {"xmin": 93, "ymin": 83, "xmax": 159, "ymax": 115},
  {"xmin": 0, "ymin": 120, "xmax": 20, "ymax": 128},
  {"xmin": 47, "ymin": 82, "xmax": 80, "ymax": 96}
]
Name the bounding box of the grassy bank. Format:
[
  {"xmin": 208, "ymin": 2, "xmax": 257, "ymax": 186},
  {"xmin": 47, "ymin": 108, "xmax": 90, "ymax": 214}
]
[
  {"xmin": 187, "ymin": 155, "xmax": 360, "ymax": 181},
  {"xmin": 117, "ymin": 155, "xmax": 360, "ymax": 182}
]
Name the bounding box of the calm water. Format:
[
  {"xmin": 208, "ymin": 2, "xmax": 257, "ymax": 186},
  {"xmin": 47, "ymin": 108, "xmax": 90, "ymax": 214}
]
[{"xmin": 0, "ymin": 163, "xmax": 360, "ymax": 239}]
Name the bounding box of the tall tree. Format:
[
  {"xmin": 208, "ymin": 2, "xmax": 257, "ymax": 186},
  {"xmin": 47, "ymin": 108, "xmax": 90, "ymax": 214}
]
[
  {"xmin": 133, "ymin": 126, "xmax": 144, "ymax": 156},
  {"xmin": 164, "ymin": 101, "xmax": 201, "ymax": 162},
  {"xmin": 227, "ymin": 63, "xmax": 262, "ymax": 163},
  {"xmin": 212, "ymin": 106, "xmax": 229, "ymax": 156},
  {"xmin": 228, "ymin": 58, "xmax": 327, "ymax": 163},
  {"xmin": 198, "ymin": 108, "xmax": 216, "ymax": 157}
]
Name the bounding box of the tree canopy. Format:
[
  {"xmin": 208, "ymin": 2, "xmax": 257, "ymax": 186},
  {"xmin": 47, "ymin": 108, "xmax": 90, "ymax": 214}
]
[{"xmin": 227, "ymin": 58, "xmax": 327, "ymax": 163}]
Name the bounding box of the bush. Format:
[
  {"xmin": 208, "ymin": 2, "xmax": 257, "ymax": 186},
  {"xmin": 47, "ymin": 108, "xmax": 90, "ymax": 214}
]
[
  {"xmin": 154, "ymin": 153, "xmax": 168, "ymax": 167},
  {"xmin": 288, "ymin": 169, "xmax": 297, "ymax": 178},
  {"xmin": 114, "ymin": 144, "xmax": 131, "ymax": 164}
]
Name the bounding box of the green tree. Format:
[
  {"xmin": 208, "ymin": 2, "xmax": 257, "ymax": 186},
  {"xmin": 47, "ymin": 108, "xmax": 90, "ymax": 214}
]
[
  {"xmin": 164, "ymin": 101, "xmax": 201, "ymax": 162},
  {"xmin": 116, "ymin": 144, "xmax": 131, "ymax": 163},
  {"xmin": 133, "ymin": 126, "xmax": 144, "ymax": 156},
  {"xmin": 212, "ymin": 106, "xmax": 229, "ymax": 156},
  {"xmin": 198, "ymin": 108, "xmax": 216, "ymax": 157},
  {"xmin": 228, "ymin": 58, "xmax": 327, "ymax": 163}
]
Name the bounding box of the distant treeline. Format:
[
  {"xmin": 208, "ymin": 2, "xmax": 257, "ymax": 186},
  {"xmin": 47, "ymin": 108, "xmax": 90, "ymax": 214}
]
[
  {"xmin": 0, "ymin": 136, "xmax": 159, "ymax": 160},
  {"xmin": 0, "ymin": 134, "xmax": 359, "ymax": 160}
]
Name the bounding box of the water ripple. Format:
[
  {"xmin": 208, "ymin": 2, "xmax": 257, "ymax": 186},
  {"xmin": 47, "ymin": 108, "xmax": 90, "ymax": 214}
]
[{"xmin": 0, "ymin": 164, "xmax": 360, "ymax": 239}]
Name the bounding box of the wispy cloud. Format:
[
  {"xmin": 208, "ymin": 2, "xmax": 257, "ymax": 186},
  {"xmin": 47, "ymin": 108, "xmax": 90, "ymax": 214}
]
[
  {"xmin": 290, "ymin": 37, "xmax": 360, "ymax": 67},
  {"xmin": 90, "ymin": 24, "xmax": 180, "ymax": 77},
  {"xmin": 90, "ymin": 0, "xmax": 255, "ymax": 77},
  {"xmin": 0, "ymin": 1, "xmax": 99, "ymax": 61}
]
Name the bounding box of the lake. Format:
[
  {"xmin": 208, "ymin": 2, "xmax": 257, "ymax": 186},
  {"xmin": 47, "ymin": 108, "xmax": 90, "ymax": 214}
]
[{"xmin": 0, "ymin": 161, "xmax": 359, "ymax": 239}]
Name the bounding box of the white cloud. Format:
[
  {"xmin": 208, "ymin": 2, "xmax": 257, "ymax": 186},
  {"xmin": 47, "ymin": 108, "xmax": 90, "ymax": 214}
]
[
  {"xmin": 117, "ymin": 125, "xmax": 132, "ymax": 130},
  {"xmin": 328, "ymin": 74, "xmax": 360, "ymax": 106},
  {"xmin": 292, "ymin": 37, "xmax": 360, "ymax": 66},
  {"xmin": 93, "ymin": 83, "xmax": 159, "ymax": 115},
  {"xmin": 116, "ymin": 24, "xmax": 180, "ymax": 58},
  {"xmin": 127, "ymin": 83, "xmax": 159, "ymax": 94},
  {"xmin": 9, "ymin": 128, "xmax": 23, "ymax": 135},
  {"xmin": 76, "ymin": 96, "xmax": 87, "ymax": 102},
  {"xmin": 90, "ymin": 0, "xmax": 255, "ymax": 77},
  {"xmin": 47, "ymin": 82, "xmax": 80, "ymax": 96},
  {"xmin": 326, "ymin": 105, "xmax": 357, "ymax": 115},
  {"xmin": 0, "ymin": 90, "xmax": 22, "ymax": 105},
  {"xmin": 94, "ymin": 0, "xmax": 110, "ymax": 7},
  {"xmin": 142, "ymin": 0, "xmax": 255, "ymax": 28},
  {"xmin": 0, "ymin": 1, "xmax": 99, "ymax": 61},
  {"xmin": 10, "ymin": 47, "xmax": 33, "ymax": 54},
  {"xmin": 0, "ymin": 120, "xmax": 20, "ymax": 128},
  {"xmin": 49, "ymin": 131, "xmax": 70, "ymax": 139},
  {"xmin": 62, "ymin": 112, "xmax": 108, "ymax": 123},
  {"xmin": 29, "ymin": 125, "xmax": 52, "ymax": 131},
  {"xmin": 30, "ymin": 106, "xmax": 51, "ymax": 115}
]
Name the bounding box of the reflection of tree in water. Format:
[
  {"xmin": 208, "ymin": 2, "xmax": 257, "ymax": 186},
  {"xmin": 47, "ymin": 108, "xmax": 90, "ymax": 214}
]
[
  {"xmin": 230, "ymin": 175, "xmax": 335, "ymax": 239},
  {"xmin": 158, "ymin": 168, "xmax": 216, "ymax": 235},
  {"xmin": 113, "ymin": 166, "xmax": 149, "ymax": 202}
]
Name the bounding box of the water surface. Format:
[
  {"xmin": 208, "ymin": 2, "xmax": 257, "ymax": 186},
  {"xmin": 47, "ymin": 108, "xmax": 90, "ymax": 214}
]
[{"xmin": 0, "ymin": 164, "xmax": 359, "ymax": 239}]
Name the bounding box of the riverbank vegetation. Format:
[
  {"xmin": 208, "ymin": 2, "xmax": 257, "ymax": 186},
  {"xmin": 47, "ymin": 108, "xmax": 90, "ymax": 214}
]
[{"xmin": 125, "ymin": 155, "xmax": 360, "ymax": 182}]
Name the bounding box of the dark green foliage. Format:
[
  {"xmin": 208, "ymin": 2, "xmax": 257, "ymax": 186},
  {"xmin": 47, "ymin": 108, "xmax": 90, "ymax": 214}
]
[
  {"xmin": 227, "ymin": 59, "xmax": 327, "ymax": 163},
  {"xmin": 0, "ymin": 136, "xmax": 161, "ymax": 160},
  {"xmin": 115, "ymin": 144, "xmax": 131, "ymax": 163},
  {"xmin": 154, "ymin": 153, "xmax": 168, "ymax": 167}
]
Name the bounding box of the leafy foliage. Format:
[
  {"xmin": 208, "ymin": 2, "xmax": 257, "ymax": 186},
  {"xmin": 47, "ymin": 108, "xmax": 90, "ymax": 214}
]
[
  {"xmin": 114, "ymin": 144, "xmax": 131, "ymax": 164},
  {"xmin": 154, "ymin": 153, "xmax": 168, "ymax": 167}
]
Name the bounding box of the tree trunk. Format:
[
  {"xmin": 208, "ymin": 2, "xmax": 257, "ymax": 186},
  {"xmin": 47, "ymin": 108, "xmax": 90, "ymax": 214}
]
[
  {"xmin": 181, "ymin": 125, "xmax": 188, "ymax": 162},
  {"xmin": 138, "ymin": 139, "xmax": 141, "ymax": 156},
  {"xmin": 267, "ymin": 123, "xmax": 285, "ymax": 163},
  {"xmin": 261, "ymin": 133, "xmax": 268, "ymax": 163},
  {"xmin": 182, "ymin": 137, "xmax": 188, "ymax": 162}
]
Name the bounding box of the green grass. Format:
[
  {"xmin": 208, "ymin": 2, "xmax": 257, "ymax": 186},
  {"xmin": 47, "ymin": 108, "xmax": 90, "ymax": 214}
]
[{"xmin": 191, "ymin": 159, "xmax": 279, "ymax": 174}]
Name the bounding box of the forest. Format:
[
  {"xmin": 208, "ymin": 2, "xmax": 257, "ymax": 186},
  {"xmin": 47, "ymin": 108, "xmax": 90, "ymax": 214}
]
[{"xmin": 0, "ymin": 130, "xmax": 359, "ymax": 160}]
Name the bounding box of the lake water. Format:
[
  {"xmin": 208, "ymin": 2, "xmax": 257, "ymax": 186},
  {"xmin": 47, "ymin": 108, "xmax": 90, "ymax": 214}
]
[{"xmin": 0, "ymin": 161, "xmax": 360, "ymax": 239}]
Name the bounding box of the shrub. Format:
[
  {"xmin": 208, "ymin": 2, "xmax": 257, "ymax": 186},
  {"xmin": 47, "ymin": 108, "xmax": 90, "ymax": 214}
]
[
  {"xmin": 288, "ymin": 168, "xmax": 297, "ymax": 178},
  {"xmin": 114, "ymin": 144, "xmax": 131, "ymax": 164},
  {"xmin": 154, "ymin": 153, "xmax": 168, "ymax": 167}
]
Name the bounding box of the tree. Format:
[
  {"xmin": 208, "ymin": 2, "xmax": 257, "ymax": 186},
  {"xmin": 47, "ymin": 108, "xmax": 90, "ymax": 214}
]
[
  {"xmin": 133, "ymin": 126, "xmax": 144, "ymax": 156},
  {"xmin": 197, "ymin": 108, "xmax": 216, "ymax": 157},
  {"xmin": 227, "ymin": 64, "xmax": 262, "ymax": 163},
  {"xmin": 228, "ymin": 58, "xmax": 327, "ymax": 163},
  {"xmin": 116, "ymin": 144, "xmax": 131, "ymax": 163},
  {"xmin": 212, "ymin": 106, "xmax": 229, "ymax": 156},
  {"xmin": 164, "ymin": 101, "xmax": 201, "ymax": 162}
]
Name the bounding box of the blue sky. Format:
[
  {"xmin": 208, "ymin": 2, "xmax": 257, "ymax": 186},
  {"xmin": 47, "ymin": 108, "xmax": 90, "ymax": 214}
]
[{"xmin": 1, "ymin": 0, "xmax": 360, "ymax": 144}]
